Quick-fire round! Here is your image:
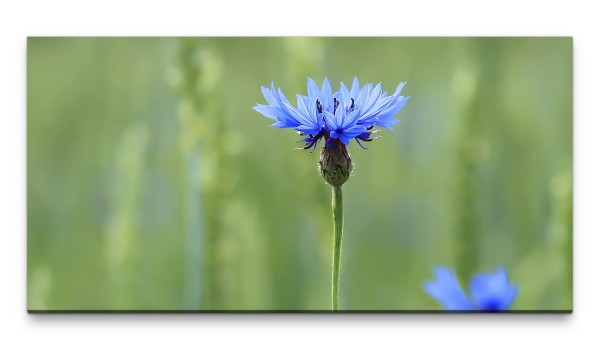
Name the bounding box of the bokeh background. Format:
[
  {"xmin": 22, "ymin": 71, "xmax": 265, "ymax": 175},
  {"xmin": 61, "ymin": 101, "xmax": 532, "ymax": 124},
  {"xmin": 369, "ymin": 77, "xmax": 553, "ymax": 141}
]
[{"xmin": 27, "ymin": 37, "xmax": 572, "ymax": 311}]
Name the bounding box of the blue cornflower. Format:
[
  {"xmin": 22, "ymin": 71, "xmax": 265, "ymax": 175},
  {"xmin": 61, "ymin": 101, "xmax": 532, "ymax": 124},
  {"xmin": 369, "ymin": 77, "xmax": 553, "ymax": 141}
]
[
  {"xmin": 254, "ymin": 77, "xmax": 410, "ymax": 150},
  {"xmin": 424, "ymin": 266, "xmax": 519, "ymax": 311}
]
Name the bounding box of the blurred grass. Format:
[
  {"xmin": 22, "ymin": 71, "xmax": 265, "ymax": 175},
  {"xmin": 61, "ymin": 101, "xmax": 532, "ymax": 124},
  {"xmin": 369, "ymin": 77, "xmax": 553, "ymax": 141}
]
[{"xmin": 27, "ymin": 37, "xmax": 572, "ymax": 311}]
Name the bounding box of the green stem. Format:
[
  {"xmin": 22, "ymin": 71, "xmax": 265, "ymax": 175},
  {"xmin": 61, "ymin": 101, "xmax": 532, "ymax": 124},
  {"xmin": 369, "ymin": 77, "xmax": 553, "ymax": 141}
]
[{"xmin": 332, "ymin": 185, "xmax": 343, "ymax": 311}]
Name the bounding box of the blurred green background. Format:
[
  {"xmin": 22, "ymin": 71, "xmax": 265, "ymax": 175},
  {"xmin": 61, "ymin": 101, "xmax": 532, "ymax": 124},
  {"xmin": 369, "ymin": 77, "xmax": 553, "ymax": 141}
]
[{"xmin": 27, "ymin": 37, "xmax": 572, "ymax": 311}]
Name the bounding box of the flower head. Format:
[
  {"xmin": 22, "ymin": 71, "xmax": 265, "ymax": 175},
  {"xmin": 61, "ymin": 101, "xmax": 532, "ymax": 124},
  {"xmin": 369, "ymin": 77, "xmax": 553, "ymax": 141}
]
[
  {"xmin": 254, "ymin": 77, "xmax": 410, "ymax": 151},
  {"xmin": 423, "ymin": 266, "xmax": 518, "ymax": 311}
]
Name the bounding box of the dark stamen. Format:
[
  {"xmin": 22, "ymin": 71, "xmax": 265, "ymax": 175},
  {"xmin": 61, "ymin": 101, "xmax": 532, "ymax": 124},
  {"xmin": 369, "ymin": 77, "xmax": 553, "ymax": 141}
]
[
  {"xmin": 316, "ymin": 100, "xmax": 323, "ymax": 113},
  {"xmin": 355, "ymin": 138, "xmax": 368, "ymax": 150},
  {"xmin": 297, "ymin": 132, "xmax": 324, "ymax": 152},
  {"xmin": 350, "ymin": 98, "xmax": 355, "ymax": 110},
  {"xmin": 333, "ymin": 98, "xmax": 340, "ymax": 113}
]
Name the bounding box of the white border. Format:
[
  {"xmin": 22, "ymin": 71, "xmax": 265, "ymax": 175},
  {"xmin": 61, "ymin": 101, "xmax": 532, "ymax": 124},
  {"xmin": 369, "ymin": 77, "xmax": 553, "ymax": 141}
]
[{"xmin": 1, "ymin": 1, "xmax": 598, "ymax": 346}]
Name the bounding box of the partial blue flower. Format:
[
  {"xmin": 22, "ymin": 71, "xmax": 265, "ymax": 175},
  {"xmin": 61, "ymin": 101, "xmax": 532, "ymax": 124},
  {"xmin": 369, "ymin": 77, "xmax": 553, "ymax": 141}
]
[
  {"xmin": 254, "ymin": 77, "xmax": 410, "ymax": 150},
  {"xmin": 424, "ymin": 266, "xmax": 518, "ymax": 311}
]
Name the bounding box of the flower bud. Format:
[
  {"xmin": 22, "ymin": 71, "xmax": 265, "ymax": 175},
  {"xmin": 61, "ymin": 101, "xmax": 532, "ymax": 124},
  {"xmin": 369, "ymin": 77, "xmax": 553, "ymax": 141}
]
[{"xmin": 319, "ymin": 139, "xmax": 353, "ymax": 187}]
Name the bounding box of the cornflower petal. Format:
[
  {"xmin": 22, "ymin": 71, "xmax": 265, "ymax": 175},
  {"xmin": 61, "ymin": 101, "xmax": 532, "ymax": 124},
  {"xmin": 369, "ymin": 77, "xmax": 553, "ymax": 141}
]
[
  {"xmin": 469, "ymin": 268, "xmax": 519, "ymax": 310},
  {"xmin": 321, "ymin": 78, "xmax": 333, "ymax": 109},
  {"xmin": 350, "ymin": 76, "xmax": 360, "ymax": 97},
  {"xmin": 339, "ymin": 82, "xmax": 352, "ymax": 107},
  {"xmin": 307, "ymin": 77, "xmax": 321, "ymax": 101},
  {"xmin": 342, "ymin": 110, "xmax": 362, "ymax": 129},
  {"xmin": 324, "ymin": 111, "xmax": 337, "ymax": 131},
  {"xmin": 423, "ymin": 267, "xmax": 473, "ymax": 310}
]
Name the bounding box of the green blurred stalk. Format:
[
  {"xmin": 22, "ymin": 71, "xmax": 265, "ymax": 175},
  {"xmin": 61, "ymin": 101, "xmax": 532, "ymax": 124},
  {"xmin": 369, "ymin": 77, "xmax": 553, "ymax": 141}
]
[
  {"xmin": 174, "ymin": 39, "xmax": 203, "ymax": 309},
  {"xmin": 105, "ymin": 124, "xmax": 149, "ymax": 308},
  {"xmin": 455, "ymin": 145, "xmax": 478, "ymax": 281},
  {"xmin": 331, "ymin": 185, "xmax": 343, "ymax": 311},
  {"xmin": 174, "ymin": 38, "xmax": 230, "ymax": 310},
  {"xmin": 183, "ymin": 145, "xmax": 202, "ymax": 309},
  {"xmin": 454, "ymin": 40, "xmax": 487, "ymax": 282}
]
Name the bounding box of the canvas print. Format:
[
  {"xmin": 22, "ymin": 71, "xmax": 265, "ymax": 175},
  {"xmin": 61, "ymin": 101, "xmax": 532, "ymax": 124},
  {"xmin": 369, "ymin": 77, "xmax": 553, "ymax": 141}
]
[{"xmin": 27, "ymin": 37, "xmax": 572, "ymax": 312}]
